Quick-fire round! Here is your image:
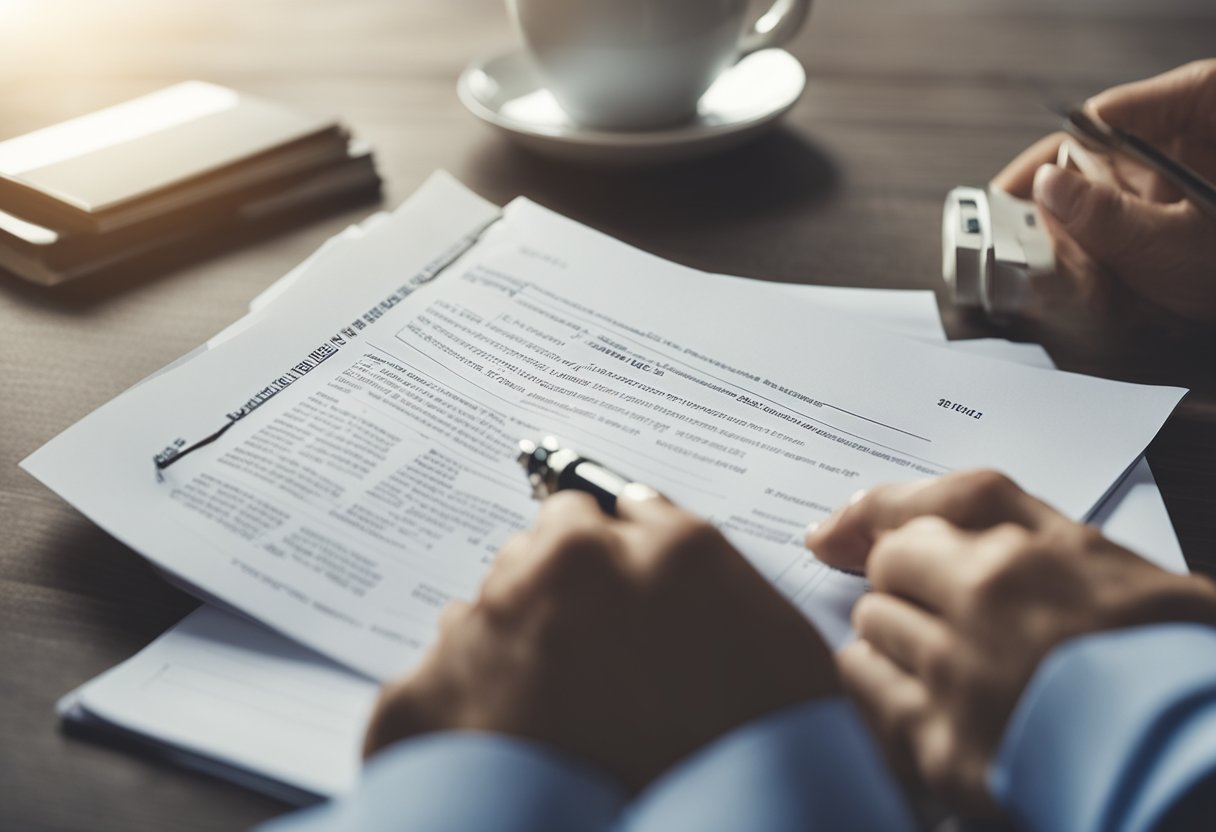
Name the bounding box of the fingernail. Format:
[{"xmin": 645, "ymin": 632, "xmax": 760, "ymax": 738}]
[
  {"xmin": 848, "ymin": 489, "xmax": 867, "ymax": 506},
  {"xmin": 620, "ymin": 482, "xmax": 660, "ymax": 503},
  {"xmin": 1034, "ymin": 163, "xmax": 1084, "ymax": 223}
]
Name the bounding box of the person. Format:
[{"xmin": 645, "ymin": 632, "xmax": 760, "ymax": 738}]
[
  {"xmin": 994, "ymin": 60, "xmax": 1216, "ymax": 354},
  {"xmin": 259, "ymin": 61, "xmax": 1216, "ymax": 832}
]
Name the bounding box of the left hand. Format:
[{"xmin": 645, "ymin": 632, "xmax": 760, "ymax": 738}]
[
  {"xmin": 806, "ymin": 470, "xmax": 1216, "ymax": 815},
  {"xmin": 988, "ymin": 61, "xmax": 1216, "ymax": 356},
  {"xmin": 364, "ymin": 486, "xmax": 840, "ymax": 791}
]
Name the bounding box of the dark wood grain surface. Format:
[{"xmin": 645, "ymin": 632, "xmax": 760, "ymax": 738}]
[{"xmin": 2, "ymin": 1, "xmax": 1213, "ymax": 829}]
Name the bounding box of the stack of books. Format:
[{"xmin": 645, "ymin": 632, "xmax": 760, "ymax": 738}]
[{"xmin": 0, "ymin": 81, "xmax": 379, "ymax": 286}]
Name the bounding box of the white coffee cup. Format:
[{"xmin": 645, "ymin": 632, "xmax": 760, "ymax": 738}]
[{"xmin": 507, "ymin": 0, "xmax": 812, "ymax": 131}]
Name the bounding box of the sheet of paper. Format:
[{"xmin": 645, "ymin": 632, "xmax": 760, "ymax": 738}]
[
  {"xmin": 24, "ymin": 173, "xmax": 1186, "ymax": 681},
  {"xmin": 60, "ymin": 605, "xmax": 377, "ymax": 801},
  {"xmin": 62, "ymin": 331, "xmax": 1187, "ymax": 805},
  {"xmin": 926, "ymin": 339, "xmax": 1184, "ymax": 572},
  {"xmin": 62, "ymin": 282, "xmax": 952, "ymax": 804},
  {"xmin": 246, "ymin": 229, "xmax": 1184, "ymax": 572},
  {"xmin": 59, "ymin": 247, "xmax": 1186, "ymax": 804}
]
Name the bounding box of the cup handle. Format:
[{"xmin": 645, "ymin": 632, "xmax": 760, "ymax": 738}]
[{"xmin": 738, "ymin": 0, "xmax": 813, "ymax": 57}]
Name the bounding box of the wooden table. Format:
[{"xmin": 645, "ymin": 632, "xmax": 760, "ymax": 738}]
[{"xmin": 2, "ymin": 1, "xmax": 1213, "ymax": 829}]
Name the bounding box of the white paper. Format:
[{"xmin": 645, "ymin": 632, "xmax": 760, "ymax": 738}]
[
  {"xmin": 929, "ymin": 339, "xmax": 1185, "ymax": 572},
  {"xmin": 247, "ymin": 243, "xmax": 1185, "ymax": 573},
  {"xmin": 61, "ymin": 605, "xmax": 377, "ymax": 801},
  {"xmin": 25, "ymin": 174, "xmax": 1186, "ymax": 682},
  {"xmin": 59, "ymin": 215, "xmax": 1186, "ymax": 802}
]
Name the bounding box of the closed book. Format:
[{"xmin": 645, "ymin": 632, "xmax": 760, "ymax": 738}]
[{"xmin": 0, "ymin": 81, "xmax": 348, "ymax": 234}]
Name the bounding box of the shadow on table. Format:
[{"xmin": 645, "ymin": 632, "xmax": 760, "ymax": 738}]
[
  {"xmin": 461, "ymin": 126, "xmax": 839, "ymax": 257},
  {"xmin": 30, "ymin": 518, "xmax": 200, "ymax": 653}
]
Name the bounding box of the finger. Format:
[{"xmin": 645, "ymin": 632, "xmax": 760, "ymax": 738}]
[
  {"xmin": 493, "ymin": 486, "xmax": 627, "ymax": 603},
  {"xmin": 852, "ymin": 592, "xmax": 953, "ymax": 678},
  {"xmin": 1032, "ymin": 164, "xmax": 1207, "ymax": 305},
  {"xmin": 613, "ymin": 489, "xmax": 734, "ymax": 578},
  {"xmin": 363, "ymin": 679, "xmax": 430, "ymax": 759},
  {"xmin": 613, "ymin": 481, "xmax": 674, "ymax": 524},
  {"xmin": 807, "ymin": 470, "xmax": 1052, "ymax": 573},
  {"xmin": 438, "ymin": 599, "xmax": 472, "ymax": 633},
  {"xmin": 991, "ymin": 132, "xmax": 1068, "ymax": 198},
  {"xmin": 837, "ymin": 640, "xmax": 927, "ymax": 776},
  {"xmin": 533, "ymin": 489, "xmax": 610, "ymax": 534},
  {"xmin": 480, "ymin": 492, "xmax": 616, "ymax": 604},
  {"xmin": 480, "ymin": 531, "xmax": 534, "ymax": 602},
  {"xmin": 1087, "ymin": 59, "xmax": 1216, "ymax": 144},
  {"xmin": 866, "ymin": 517, "xmax": 976, "ymax": 614}
]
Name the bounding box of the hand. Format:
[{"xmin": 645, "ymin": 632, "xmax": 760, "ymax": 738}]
[
  {"xmin": 364, "ymin": 486, "xmax": 840, "ymax": 790},
  {"xmin": 805, "ymin": 470, "xmax": 1216, "ymax": 814},
  {"xmin": 992, "ymin": 60, "xmax": 1216, "ymax": 330}
]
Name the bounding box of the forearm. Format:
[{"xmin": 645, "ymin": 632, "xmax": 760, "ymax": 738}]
[
  {"xmin": 624, "ymin": 698, "xmax": 917, "ymax": 832},
  {"xmin": 256, "ymin": 732, "xmax": 627, "ymax": 832},
  {"xmin": 991, "ymin": 623, "xmax": 1216, "ymax": 832}
]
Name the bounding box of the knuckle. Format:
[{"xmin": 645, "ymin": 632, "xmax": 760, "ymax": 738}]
[
  {"xmin": 476, "ymin": 578, "xmax": 518, "ymax": 619},
  {"xmin": 959, "ymin": 469, "xmax": 1019, "ymax": 507},
  {"xmin": 1072, "ymin": 183, "xmax": 1116, "ymax": 230},
  {"xmin": 647, "ymin": 517, "xmax": 726, "ymax": 576},
  {"xmin": 915, "ymin": 724, "xmax": 961, "ymax": 796},
  {"xmin": 538, "ymin": 489, "xmax": 601, "ymax": 520},
  {"xmin": 985, "ymin": 521, "xmax": 1036, "ymax": 559},
  {"xmin": 549, "ymin": 524, "xmax": 615, "ymax": 557},
  {"xmin": 534, "ymin": 526, "xmax": 619, "ymax": 587},
  {"xmin": 870, "ymin": 516, "xmax": 949, "ymax": 571},
  {"xmin": 885, "ymin": 683, "xmax": 928, "ymax": 739},
  {"xmin": 919, "ymin": 633, "xmax": 957, "ymax": 690},
  {"xmin": 1192, "ymin": 58, "xmax": 1216, "ymax": 86},
  {"xmin": 919, "ymin": 748, "xmax": 957, "ymax": 796},
  {"xmin": 438, "ymin": 599, "xmax": 471, "ymax": 630},
  {"xmin": 965, "ymin": 525, "xmax": 1039, "ymax": 601},
  {"xmin": 850, "ymin": 593, "xmax": 877, "ymax": 635},
  {"xmin": 860, "ymin": 482, "xmax": 898, "ymax": 507},
  {"xmin": 902, "ymin": 514, "xmax": 954, "ymax": 537},
  {"xmin": 1072, "ymin": 522, "xmax": 1111, "ymax": 554}
]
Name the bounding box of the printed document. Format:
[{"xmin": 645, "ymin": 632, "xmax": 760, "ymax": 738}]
[
  {"xmin": 57, "ymin": 275, "xmax": 1186, "ymax": 804},
  {"xmin": 24, "ymin": 174, "xmax": 1186, "ymax": 680}
]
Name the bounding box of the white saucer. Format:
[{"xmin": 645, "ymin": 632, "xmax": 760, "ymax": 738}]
[{"xmin": 457, "ymin": 49, "xmax": 806, "ymax": 166}]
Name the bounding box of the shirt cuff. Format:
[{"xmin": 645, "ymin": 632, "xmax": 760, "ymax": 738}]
[
  {"xmin": 990, "ymin": 623, "xmax": 1216, "ymax": 832},
  {"xmin": 257, "ymin": 732, "xmax": 628, "ymax": 832},
  {"xmin": 623, "ymin": 698, "xmax": 916, "ymax": 832}
]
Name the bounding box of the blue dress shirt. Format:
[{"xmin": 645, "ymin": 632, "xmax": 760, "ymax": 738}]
[{"xmin": 260, "ymin": 623, "xmax": 1216, "ymax": 832}]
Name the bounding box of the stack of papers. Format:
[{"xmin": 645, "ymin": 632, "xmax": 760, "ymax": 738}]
[{"xmin": 29, "ymin": 173, "xmax": 1186, "ymax": 803}]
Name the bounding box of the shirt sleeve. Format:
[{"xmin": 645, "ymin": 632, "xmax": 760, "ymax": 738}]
[
  {"xmin": 622, "ymin": 698, "xmax": 917, "ymax": 832},
  {"xmin": 989, "ymin": 623, "xmax": 1216, "ymax": 832},
  {"xmin": 254, "ymin": 732, "xmax": 628, "ymax": 832}
]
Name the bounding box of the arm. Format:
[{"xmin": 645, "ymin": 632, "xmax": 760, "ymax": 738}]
[
  {"xmin": 624, "ymin": 699, "xmax": 916, "ymax": 832},
  {"xmin": 806, "ymin": 469, "xmax": 1216, "ymax": 822},
  {"xmin": 256, "ymin": 733, "xmax": 626, "ymax": 832},
  {"xmin": 993, "ymin": 623, "xmax": 1216, "ymax": 832}
]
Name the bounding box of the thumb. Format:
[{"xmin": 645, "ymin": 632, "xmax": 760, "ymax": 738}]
[{"xmin": 1032, "ymin": 163, "xmax": 1187, "ymax": 277}]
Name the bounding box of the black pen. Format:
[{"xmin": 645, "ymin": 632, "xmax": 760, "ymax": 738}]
[{"xmin": 517, "ymin": 437, "xmax": 633, "ymax": 515}]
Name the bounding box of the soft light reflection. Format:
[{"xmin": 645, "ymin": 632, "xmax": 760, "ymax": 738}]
[
  {"xmin": 0, "ymin": 0, "xmax": 33, "ymax": 16},
  {"xmin": 0, "ymin": 83, "xmax": 236, "ymax": 175}
]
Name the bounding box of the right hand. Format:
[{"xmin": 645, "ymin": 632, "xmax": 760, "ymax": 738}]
[
  {"xmin": 992, "ymin": 60, "xmax": 1216, "ymax": 329},
  {"xmin": 364, "ymin": 487, "xmax": 840, "ymax": 790},
  {"xmin": 806, "ymin": 470, "xmax": 1216, "ymax": 814}
]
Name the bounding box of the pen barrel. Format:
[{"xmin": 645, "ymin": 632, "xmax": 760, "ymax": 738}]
[{"xmin": 558, "ymin": 459, "xmax": 630, "ymax": 515}]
